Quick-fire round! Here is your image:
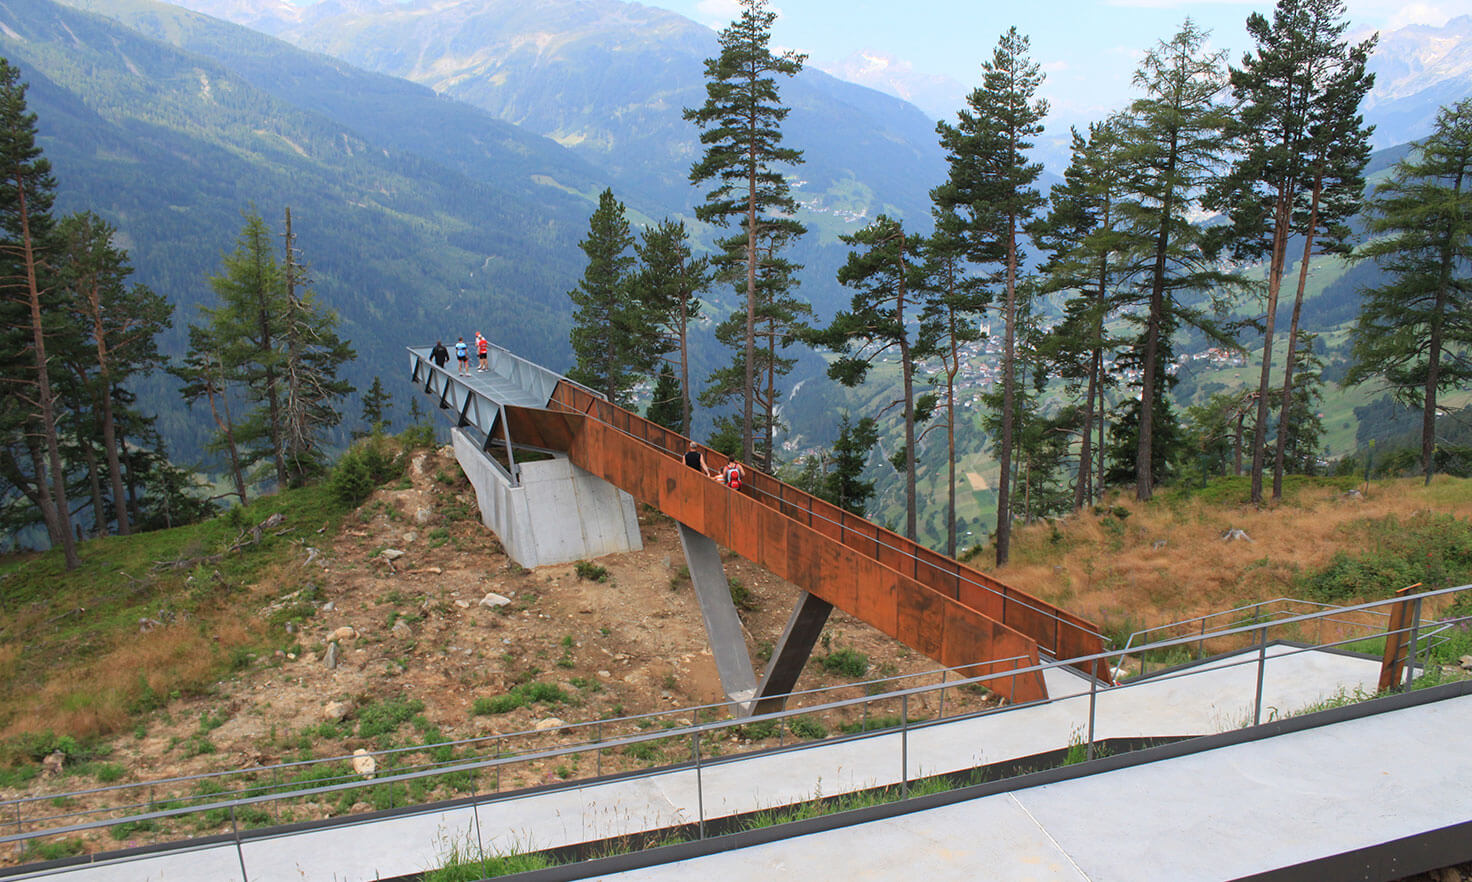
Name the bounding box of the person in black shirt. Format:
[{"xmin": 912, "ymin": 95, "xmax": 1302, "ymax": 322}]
[
  {"xmin": 683, "ymin": 441, "xmax": 713, "ymax": 478},
  {"xmin": 430, "ymin": 340, "xmax": 450, "ymax": 369}
]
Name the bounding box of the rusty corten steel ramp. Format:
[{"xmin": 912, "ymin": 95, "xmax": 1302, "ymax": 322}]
[{"xmin": 499, "ymin": 382, "xmax": 1113, "ymax": 704}]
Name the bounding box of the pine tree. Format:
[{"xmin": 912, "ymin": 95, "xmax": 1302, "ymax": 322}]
[
  {"xmin": 566, "ymin": 189, "xmax": 645, "ymax": 406},
  {"xmin": 645, "ymin": 362, "xmax": 683, "ymax": 432},
  {"xmin": 1116, "ymin": 19, "xmax": 1237, "ymax": 501},
  {"xmin": 934, "ymin": 26, "xmax": 1047, "ymax": 565},
  {"xmin": 684, "ymin": 0, "xmax": 806, "ymax": 465},
  {"xmin": 633, "ymin": 219, "xmax": 709, "ymax": 435},
  {"xmin": 1035, "ymin": 119, "xmax": 1131, "ymax": 509},
  {"xmin": 1347, "ymin": 99, "xmax": 1472, "ymax": 484},
  {"xmin": 1212, "ymin": 0, "xmax": 1376, "ymax": 501},
  {"xmin": 56, "ymin": 212, "xmax": 172, "ymax": 536},
  {"xmin": 0, "ymin": 59, "xmax": 77, "ymax": 566},
  {"xmin": 812, "ymin": 215, "xmax": 933, "ymax": 540},
  {"xmin": 204, "ymin": 211, "xmax": 289, "ymax": 488},
  {"xmin": 825, "ymin": 414, "xmax": 879, "ymax": 516},
  {"xmin": 919, "ymin": 208, "xmax": 989, "ymax": 556},
  {"xmin": 172, "ymin": 323, "xmax": 248, "ymax": 505},
  {"xmin": 277, "ymin": 209, "xmax": 354, "ymax": 485},
  {"xmin": 360, "ymin": 376, "xmax": 392, "ymax": 436}
]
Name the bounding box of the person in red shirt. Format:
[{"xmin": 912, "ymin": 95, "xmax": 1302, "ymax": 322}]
[{"xmin": 476, "ymin": 333, "xmax": 489, "ymax": 372}]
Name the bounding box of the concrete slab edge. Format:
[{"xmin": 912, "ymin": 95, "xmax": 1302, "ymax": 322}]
[{"xmin": 488, "ymin": 679, "xmax": 1472, "ymax": 882}]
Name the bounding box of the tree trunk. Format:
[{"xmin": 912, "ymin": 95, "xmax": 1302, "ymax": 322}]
[
  {"xmin": 17, "ymin": 176, "xmax": 79, "ymax": 568},
  {"xmin": 1250, "ymin": 194, "xmax": 1290, "ymax": 504},
  {"xmin": 743, "ymin": 96, "xmax": 758, "ymax": 467},
  {"xmin": 1137, "ymin": 137, "xmax": 1178, "ymax": 503},
  {"xmin": 996, "ymin": 213, "xmax": 1018, "ymax": 566},
  {"xmin": 83, "ymin": 439, "xmax": 106, "ymax": 537},
  {"xmin": 1272, "ymin": 177, "xmax": 1323, "ymax": 498}
]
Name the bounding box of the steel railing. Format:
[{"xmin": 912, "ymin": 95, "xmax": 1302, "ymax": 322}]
[{"xmin": 5, "ymin": 584, "xmax": 1467, "ymax": 871}]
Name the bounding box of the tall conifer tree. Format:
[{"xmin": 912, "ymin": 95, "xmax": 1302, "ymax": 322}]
[
  {"xmin": 684, "ymin": 0, "xmax": 806, "ymax": 466},
  {"xmin": 1117, "ymin": 20, "xmax": 1236, "ymax": 501},
  {"xmin": 567, "ymin": 189, "xmax": 644, "ymax": 406},
  {"xmin": 1347, "ymin": 100, "xmax": 1472, "ymax": 485},
  {"xmin": 0, "ymin": 59, "xmax": 77, "ymax": 566},
  {"xmin": 1213, "ymin": 0, "xmax": 1376, "ymax": 501},
  {"xmin": 934, "ymin": 26, "xmax": 1046, "ymax": 565}
]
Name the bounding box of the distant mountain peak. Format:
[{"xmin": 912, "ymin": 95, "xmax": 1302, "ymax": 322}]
[{"xmin": 818, "ymin": 48, "xmax": 962, "ymax": 122}]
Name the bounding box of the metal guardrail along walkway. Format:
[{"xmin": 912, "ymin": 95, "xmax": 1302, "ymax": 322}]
[{"xmin": 410, "ymin": 344, "xmax": 1111, "ymax": 703}]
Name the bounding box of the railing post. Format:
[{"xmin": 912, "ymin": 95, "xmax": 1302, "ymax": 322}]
[
  {"xmin": 901, "ymin": 692, "xmax": 909, "ymax": 799},
  {"xmin": 1253, "ymin": 624, "xmax": 1268, "ymax": 727},
  {"xmin": 231, "ymin": 804, "xmax": 249, "ymax": 882},
  {"xmin": 938, "ymin": 670, "xmax": 946, "ymax": 720},
  {"xmin": 1087, "ymin": 657, "xmax": 1099, "ymax": 761},
  {"xmin": 692, "ymin": 731, "xmax": 705, "ymax": 840},
  {"xmin": 1404, "ymin": 596, "xmax": 1425, "ymax": 689}
]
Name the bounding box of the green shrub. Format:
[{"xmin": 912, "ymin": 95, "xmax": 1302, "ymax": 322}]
[
  {"xmin": 330, "ymin": 436, "xmax": 402, "ymax": 506},
  {"xmin": 819, "ymin": 648, "xmax": 870, "ymax": 679},
  {"xmin": 356, "ymin": 697, "xmax": 426, "ymax": 738},
  {"xmin": 573, "ymin": 561, "xmax": 608, "ymax": 582},
  {"xmin": 788, "ymin": 716, "xmax": 827, "ymax": 740},
  {"xmin": 472, "ymin": 682, "xmax": 573, "ymax": 715}
]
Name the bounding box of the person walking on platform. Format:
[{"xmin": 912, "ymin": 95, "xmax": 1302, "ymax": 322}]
[
  {"xmin": 476, "ymin": 333, "xmax": 490, "ymax": 372},
  {"xmin": 719, "ymin": 459, "xmax": 745, "ymax": 490},
  {"xmin": 455, "ymin": 337, "xmax": 469, "ymax": 375},
  {"xmin": 684, "ymin": 441, "xmax": 714, "ymax": 478},
  {"xmin": 430, "ymin": 340, "xmax": 450, "ymax": 370}
]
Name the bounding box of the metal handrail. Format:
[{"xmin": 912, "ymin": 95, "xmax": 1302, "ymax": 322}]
[{"xmin": 6, "ymin": 585, "xmax": 1467, "ymax": 855}]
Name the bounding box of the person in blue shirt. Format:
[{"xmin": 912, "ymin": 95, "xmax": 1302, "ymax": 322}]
[{"xmin": 454, "ymin": 337, "xmax": 469, "ymax": 375}]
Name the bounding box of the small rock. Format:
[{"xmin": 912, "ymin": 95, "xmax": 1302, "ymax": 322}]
[
  {"xmin": 662, "ymin": 555, "xmax": 671, "ymax": 570},
  {"xmin": 391, "ymin": 619, "xmax": 413, "ymax": 637},
  {"xmin": 534, "ymin": 718, "xmax": 567, "ymax": 733},
  {"xmin": 42, "ymin": 751, "xmax": 65, "ymax": 776},
  {"xmin": 351, "ymin": 749, "xmax": 376, "ymax": 779},
  {"xmin": 414, "ymin": 508, "xmax": 432, "ymax": 525},
  {"xmin": 285, "ymin": 622, "xmax": 297, "ymax": 635},
  {"xmin": 454, "ymin": 600, "xmax": 470, "ymax": 609},
  {"xmin": 402, "ymin": 531, "xmax": 418, "ymax": 544},
  {"xmin": 324, "ymin": 642, "xmax": 340, "ymax": 670},
  {"xmin": 323, "ymin": 701, "xmax": 349, "ymax": 722},
  {"xmin": 322, "ymin": 601, "xmax": 335, "ymax": 612},
  {"xmin": 1221, "ymin": 529, "xmax": 1253, "ymax": 543},
  {"xmin": 479, "ymin": 592, "xmax": 512, "ymax": 608},
  {"xmin": 286, "ymin": 652, "xmax": 297, "ymax": 661},
  {"xmin": 1344, "ymin": 488, "xmax": 1363, "ymax": 499},
  {"xmin": 1459, "ymin": 655, "xmax": 1472, "ymax": 672},
  {"xmin": 381, "ymin": 548, "xmax": 405, "ymax": 561},
  {"xmin": 332, "ymin": 626, "xmax": 357, "ymax": 641},
  {"xmin": 597, "ymin": 670, "xmax": 611, "ymax": 679}
]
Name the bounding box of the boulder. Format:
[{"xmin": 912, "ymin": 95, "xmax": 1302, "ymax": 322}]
[
  {"xmin": 479, "ymin": 592, "xmax": 512, "ymax": 608},
  {"xmin": 42, "ymin": 750, "xmax": 65, "ymax": 777},
  {"xmin": 414, "ymin": 508, "xmax": 432, "ymax": 525},
  {"xmin": 380, "ymin": 548, "xmax": 405, "ymax": 561},
  {"xmin": 1459, "ymin": 655, "xmax": 1472, "ymax": 672},
  {"xmin": 332, "ymin": 626, "xmax": 357, "ymax": 641},
  {"xmin": 391, "ymin": 619, "xmax": 413, "ymax": 637},
  {"xmin": 324, "ymin": 642, "xmax": 340, "ymax": 670},
  {"xmin": 351, "ymin": 749, "xmax": 376, "ymax": 779},
  {"xmin": 323, "ymin": 701, "xmax": 349, "ymax": 722}
]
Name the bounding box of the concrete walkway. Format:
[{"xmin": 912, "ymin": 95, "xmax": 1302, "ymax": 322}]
[
  {"xmin": 606, "ymin": 692, "xmax": 1472, "ymax": 881},
  {"xmin": 6, "ymin": 647, "xmax": 1390, "ymax": 881}
]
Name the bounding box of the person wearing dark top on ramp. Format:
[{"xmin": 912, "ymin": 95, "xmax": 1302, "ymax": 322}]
[
  {"xmin": 430, "ymin": 341, "xmax": 450, "ymax": 370},
  {"xmin": 683, "ymin": 441, "xmax": 714, "ymax": 478}
]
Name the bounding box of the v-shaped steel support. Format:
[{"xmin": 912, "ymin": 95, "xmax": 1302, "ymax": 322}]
[{"xmin": 677, "ymin": 522, "xmax": 836, "ymax": 716}]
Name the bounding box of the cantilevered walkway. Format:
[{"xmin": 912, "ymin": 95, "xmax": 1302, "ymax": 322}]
[{"xmin": 410, "ymin": 344, "xmax": 1108, "ymax": 706}]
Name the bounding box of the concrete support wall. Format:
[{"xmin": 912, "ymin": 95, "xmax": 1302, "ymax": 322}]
[{"xmin": 451, "ymin": 429, "xmax": 641, "ymax": 568}]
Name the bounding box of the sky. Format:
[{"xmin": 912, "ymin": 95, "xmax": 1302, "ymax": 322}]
[{"xmin": 646, "ymin": 0, "xmax": 1469, "ymax": 130}]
